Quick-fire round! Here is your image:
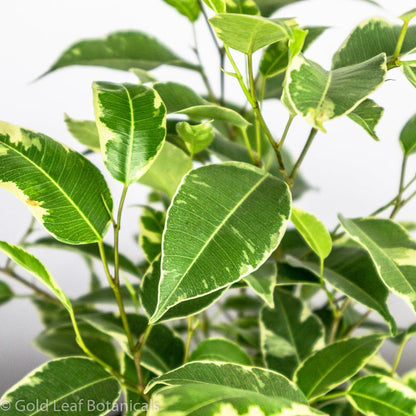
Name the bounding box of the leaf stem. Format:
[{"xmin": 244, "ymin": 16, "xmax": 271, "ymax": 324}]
[
  {"xmin": 278, "ymin": 115, "xmax": 295, "ymax": 151},
  {"xmin": 184, "ymin": 316, "xmax": 199, "ymax": 363},
  {"xmin": 391, "ymin": 334, "xmax": 409, "ymax": 376},
  {"xmin": 390, "ymin": 155, "xmax": 408, "ymax": 219},
  {"xmin": 313, "ymin": 391, "xmax": 347, "ymax": 404},
  {"xmin": 241, "ymin": 127, "xmax": 259, "ymax": 165},
  {"xmin": 135, "ymin": 324, "xmax": 153, "ymax": 394},
  {"xmin": 289, "ymin": 128, "xmax": 318, "ymax": 183}
]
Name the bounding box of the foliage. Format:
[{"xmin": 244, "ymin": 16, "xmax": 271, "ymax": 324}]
[{"xmin": 1, "ymin": 1, "xmax": 416, "ymax": 415}]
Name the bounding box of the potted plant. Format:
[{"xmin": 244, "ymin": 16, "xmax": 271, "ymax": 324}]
[{"xmin": 1, "ymin": 0, "xmax": 416, "ymax": 415}]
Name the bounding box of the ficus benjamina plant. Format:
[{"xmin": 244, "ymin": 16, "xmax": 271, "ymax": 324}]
[{"xmin": 1, "ymin": 0, "xmax": 416, "ymax": 415}]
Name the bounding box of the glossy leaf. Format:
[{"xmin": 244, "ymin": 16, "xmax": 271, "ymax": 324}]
[
  {"xmin": 148, "ymin": 384, "xmax": 321, "ymax": 416},
  {"xmin": 201, "ymin": 0, "xmax": 226, "ymax": 12},
  {"xmin": 404, "ymin": 369, "xmax": 416, "ymax": 391},
  {"xmin": 30, "ymin": 237, "xmax": 138, "ymax": 276},
  {"xmin": 332, "ymin": 18, "xmax": 416, "ymax": 69},
  {"xmin": 294, "ymin": 334, "xmax": 384, "ymax": 401},
  {"xmin": 245, "ymin": 260, "xmax": 277, "ymax": 307},
  {"xmin": 339, "ymin": 216, "xmax": 416, "ymax": 313},
  {"xmin": 140, "ymin": 257, "xmax": 227, "ymax": 322},
  {"xmin": 129, "ymin": 67, "xmax": 157, "ymax": 83},
  {"xmin": 400, "ymin": 8, "xmax": 416, "ymax": 24},
  {"xmin": 189, "ymin": 338, "xmax": 252, "ymax": 365},
  {"xmin": 0, "ymin": 358, "xmax": 121, "ymax": 416},
  {"xmin": 0, "ymin": 122, "xmax": 113, "ymax": 244},
  {"xmin": 0, "ymin": 281, "xmax": 13, "ymax": 306},
  {"xmin": 260, "ymin": 40, "xmax": 289, "ymax": 78},
  {"xmin": 0, "ymin": 242, "xmax": 70, "ymax": 310},
  {"xmin": 227, "ymin": 0, "xmax": 260, "ymax": 15},
  {"xmin": 164, "ymin": 0, "xmax": 200, "ymax": 22},
  {"xmin": 209, "ymin": 14, "xmax": 294, "ymax": 54},
  {"xmin": 146, "ymin": 361, "xmax": 307, "ymax": 404},
  {"xmin": 64, "ymin": 114, "xmax": 100, "ymax": 152},
  {"xmin": 151, "ymin": 162, "xmax": 291, "ymax": 323},
  {"xmin": 291, "ymin": 207, "xmax": 332, "ymax": 260},
  {"xmin": 93, "ymin": 82, "xmax": 167, "ymax": 184},
  {"xmin": 176, "ymin": 121, "xmax": 214, "ymax": 155},
  {"xmin": 348, "ymin": 375, "xmax": 416, "ymax": 416},
  {"xmin": 139, "ymin": 206, "xmax": 165, "ymax": 263},
  {"xmin": 347, "ymin": 98, "xmax": 384, "ymax": 141},
  {"xmin": 260, "ymin": 289, "xmax": 325, "ymax": 378},
  {"xmin": 44, "ymin": 31, "xmax": 198, "ymax": 75},
  {"xmin": 400, "ymin": 113, "xmax": 416, "ymax": 156},
  {"xmin": 283, "ymin": 246, "xmax": 396, "ymax": 333},
  {"xmin": 284, "ymin": 54, "xmax": 387, "ymax": 132},
  {"xmin": 139, "ymin": 142, "xmax": 190, "ymax": 199}
]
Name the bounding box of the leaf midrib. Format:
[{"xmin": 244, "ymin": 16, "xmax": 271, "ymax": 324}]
[
  {"xmin": 121, "ymin": 84, "xmax": 136, "ymax": 184},
  {"xmin": 0, "ymin": 140, "xmax": 101, "ymax": 240},
  {"xmin": 156, "ymin": 174, "xmax": 269, "ymax": 319},
  {"xmin": 302, "ymin": 337, "xmax": 380, "ymax": 399},
  {"xmin": 349, "ymin": 390, "xmax": 412, "ymax": 415}
]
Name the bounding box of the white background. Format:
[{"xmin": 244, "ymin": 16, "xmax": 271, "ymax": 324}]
[{"xmin": 1, "ymin": 0, "xmax": 416, "ymax": 393}]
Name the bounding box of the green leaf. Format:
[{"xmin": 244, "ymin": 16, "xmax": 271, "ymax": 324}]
[
  {"xmin": 30, "ymin": 237, "xmax": 138, "ymax": 276},
  {"xmin": 403, "ymin": 64, "xmax": 416, "ymax": 89},
  {"xmin": 347, "ymin": 99, "xmax": 384, "ymax": 141},
  {"xmin": 149, "ymin": 384, "xmax": 322, "ymax": 416},
  {"xmin": 189, "ymin": 338, "xmax": 252, "ymax": 365},
  {"xmin": 146, "ymin": 361, "xmax": 308, "ymax": 404},
  {"xmin": 291, "ymin": 207, "xmax": 332, "ymax": 260},
  {"xmin": 332, "ymin": 18, "xmax": 416, "ymax": 69},
  {"xmin": 201, "ymin": 0, "xmax": 226, "ymax": 13},
  {"xmin": 0, "ymin": 242, "xmax": 70, "ymax": 310},
  {"xmin": 140, "ymin": 256, "xmax": 227, "ymax": 322},
  {"xmin": 314, "ymin": 246, "xmax": 396, "ymax": 333},
  {"xmin": 139, "ymin": 142, "xmax": 190, "ymax": 199},
  {"xmin": 34, "ymin": 322, "xmax": 120, "ymax": 370},
  {"xmin": 245, "ymin": 260, "xmax": 277, "ymax": 307},
  {"xmin": 348, "ymin": 375, "xmax": 416, "ymax": 416},
  {"xmin": 176, "ymin": 121, "xmax": 215, "ymax": 155},
  {"xmin": 404, "ymin": 369, "xmax": 416, "ymax": 391},
  {"xmin": 64, "ymin": 114, "xmax": 100, "ymax": 152},
  {"xmin": 163, "ymin": 0, "xmax": 200, "ymax": 22},
  {"xmin": 150, "ymin": 162, "xmax": 291, "ymax": 323},
  {"xmin": 209, "ymin": 14, "xmax": 294, "ymax": 54},
  {"xmin": 82, "ymin": 312, "xmax": 184, "ymax": 375},
  {"xmin": 0, "ymin": 357, "xmax": 121, "ymax": 416},
  {"xmin": 260, "ymin": 289, "xmax": 325, "ymax": 379},
  {"xmin": 139, "ymin": 207, "xmax": 165, "ymax": 263},
  {"xmin": 339, "ymin": 216, "xmax": 416, "ymax": 313},
  {"xmin": 153, "ymin": 82, "xmax": 249, "ymax": 127},
  {"xmin": 0, "ymin": 122, "xmax": 113, "ymax": 244},
  {"xmin": 0, "ymin": 281, "xmax": 13, "ymax": 306},
  {"xmin": 226, "ymin": 0, "xmax": 260, "ymax": 15},
  {"xmin": 93, "ymin": 82, "xmax": 167, "ymax": 184},
  {"xmin": 129, "ymin": 68, "xmax": 157, "ymax": 83},
  {"xmin": 294, "ymin": 334, "xmax": 385, "ymax": 401},
  {"xmin": 260, "ymin": 40, "xmax": 290, "ymax": 78},
  {"xmin": 400, "ymin": 113, "xmax": 416, "ymax": 155},
  {"xmin": 284, "ymin": 54, "xmax": 387, "ymax": 132},
  {"xmin": 44, "ymin": 31, "xmax": 198, "ymax": 76}
]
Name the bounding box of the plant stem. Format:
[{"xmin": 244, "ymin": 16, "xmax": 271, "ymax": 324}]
[
  {"xmin": 135, "ymin": 324, "xmax": 153, "ymax": 394},
  {"xmin": 342, "ymin": 310, "xmax": 372, "ymax": 339},
  {"xmin": 391, "ymin": 334, "xmax": 409, "ymax": 376},
  {"xmin": 184, "ymin": 316, "xmax": 199, "ymax": 363},
  {"xmin": 114, "ymin": 185, "xmax": 128, "ymax": 286},
  {"xmin": 313, "ymin": 391, "xmax": 347, "ymax": 404},
  {"xmin": 225, "ymin": 48, "xmax": 287, "ymax": 177},
  {"xmin": 198, "ymin": 0, "xmax": 225, "ymax": 104},
  {"xmin": 329, "ymin": 298, "xmax": 351, "ymax": 343},
  {"xmin": 278, "ymin": 115, "xmax": 295, "ymax": 151},
  {"xmin": 389, "ymin": 20, "xmax": 410, "ymax": 68},
  {"xmin": 0, "ymin": 267, "xmax": 59, "ymax": 304},
  {"xmin": 247, "ymin": 54, "xmax": 262, "ymax": 157},
  {"xmin": 241, "ymin": 127, "xmax": 258, "ymax": 165},
  {"xmin": 68, "ymin": 309, "xmax": 139, "ymax": 392},
  {"xmin": 192, "ymin": 24, "xmax": 216, "ymax": 102},
  {"xmin": 289, "ymin": 128, "xmax": 318, "ymax": 183},
  {"xmin": 390, "ymin": 155, "xmax": 408, "ymax": 219}
]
